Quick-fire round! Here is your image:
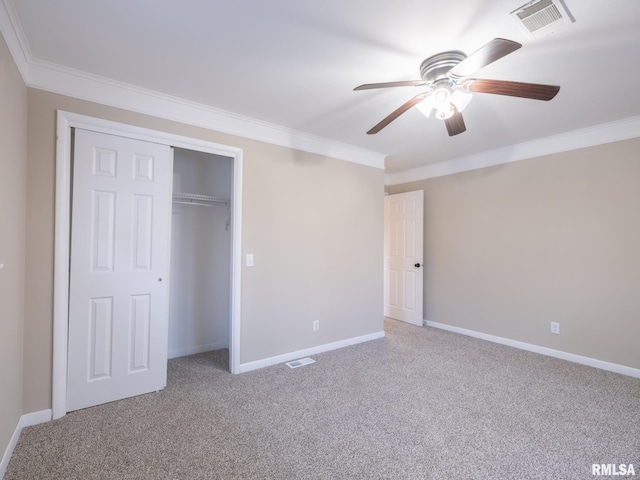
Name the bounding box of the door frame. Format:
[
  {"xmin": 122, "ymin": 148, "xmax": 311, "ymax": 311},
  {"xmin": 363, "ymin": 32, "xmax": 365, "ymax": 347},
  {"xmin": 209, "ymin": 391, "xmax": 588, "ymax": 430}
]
[{"xmin": 52, "ymin": 110, "xmax": 244, "ymax": 419}]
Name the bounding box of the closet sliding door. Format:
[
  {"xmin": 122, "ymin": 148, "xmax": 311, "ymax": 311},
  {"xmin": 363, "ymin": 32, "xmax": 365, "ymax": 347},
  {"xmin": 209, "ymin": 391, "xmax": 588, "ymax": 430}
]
[{"xmin": 67, "ymin": 128, "xmax": 173, "ymax": 412}]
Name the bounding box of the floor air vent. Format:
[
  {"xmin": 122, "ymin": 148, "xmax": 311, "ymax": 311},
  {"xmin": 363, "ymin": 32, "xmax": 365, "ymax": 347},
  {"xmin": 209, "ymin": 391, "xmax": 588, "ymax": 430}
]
[
  {"xmin": 511, "ymin": 0, "xmax": 574, "ymax": 38},
  {"xmin": 285, "ymin": 357, "xmax": 316, "ymax": 369}
]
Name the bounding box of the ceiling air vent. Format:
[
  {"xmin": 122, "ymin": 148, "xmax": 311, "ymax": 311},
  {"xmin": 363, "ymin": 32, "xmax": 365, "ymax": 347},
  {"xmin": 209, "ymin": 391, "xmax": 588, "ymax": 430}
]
[{"xmin": 511, "ymin": 0, "xmax": 574, "ymax": 39}]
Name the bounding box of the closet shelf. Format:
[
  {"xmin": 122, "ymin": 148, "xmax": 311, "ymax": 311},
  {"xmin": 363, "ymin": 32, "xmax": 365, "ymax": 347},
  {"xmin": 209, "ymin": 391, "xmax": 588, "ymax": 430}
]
[{"xmin": 172, "ymin": 192, "xmax": 229, "ymax": 207}]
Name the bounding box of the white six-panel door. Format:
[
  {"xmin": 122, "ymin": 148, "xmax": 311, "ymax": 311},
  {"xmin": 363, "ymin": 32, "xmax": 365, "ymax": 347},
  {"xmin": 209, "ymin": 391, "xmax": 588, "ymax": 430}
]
[
  {"xmin": 384, "ymin": 191, "xmax": 424, "ymax": 326},
  {"xmin": 67, "ymin": 129, "xmax": 173, "ymax": 412}
]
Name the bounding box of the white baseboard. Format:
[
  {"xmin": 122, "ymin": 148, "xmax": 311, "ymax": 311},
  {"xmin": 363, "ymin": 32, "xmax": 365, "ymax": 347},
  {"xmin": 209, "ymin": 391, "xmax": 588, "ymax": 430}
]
[
  {"xmin": 19, "ymin": 410, "xmax": 52, "ymax": 428},
  {"xmin": 1, "ymin": 410, "xmax": 51, "ymax": 479},
  {"xmin": 168, "ymin": 342, "xmax": 228, "ymax": 359},
  {"xmin": 238, "ymin": 330, "xmax": 386, "ymax": 373},
  {"xmin": 0, "ymin": 422, "xmax": 20, "ymax": 480},
  {"xmin": 426, "ymin": 321, "xmax": 640, "ymax": 379}
]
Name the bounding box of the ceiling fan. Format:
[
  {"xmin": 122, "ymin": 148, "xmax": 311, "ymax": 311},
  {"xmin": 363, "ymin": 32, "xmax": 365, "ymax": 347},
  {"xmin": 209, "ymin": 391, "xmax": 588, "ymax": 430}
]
[{"xmin": 354, "ymin": 38, "xmax": 560, "ymax": 136}]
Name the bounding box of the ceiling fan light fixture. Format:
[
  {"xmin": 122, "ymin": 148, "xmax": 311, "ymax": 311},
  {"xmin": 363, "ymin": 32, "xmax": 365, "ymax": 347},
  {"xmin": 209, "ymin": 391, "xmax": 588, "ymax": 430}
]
[
  {"xmin": 434, "ymin": 87, "xmax": 454, "ymax": 119},
  {"xmin": 433, "ymin": 87, "xmax": 451, "ymax": 105},
  {"xmin": 415, "ymin": 95, "xmax": 435, "ymax": 118},
  {"xmin": 415, "ymin": 88, "xmax": 455, "ymax": 119},
  {"xmin": 416, "ymin": 86, "xmax": 470, "ymax": 121},
  {"xmin": 450, "ymin": 89, "xmax": 473, "ymax": 113},
  {"xmin": 436, "ymin": 107, "xmax": 455, "ymax": 120}
]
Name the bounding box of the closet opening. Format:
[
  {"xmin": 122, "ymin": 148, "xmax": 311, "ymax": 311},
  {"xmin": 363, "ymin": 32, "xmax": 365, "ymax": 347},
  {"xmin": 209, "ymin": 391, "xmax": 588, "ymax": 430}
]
[{"xmin": 168, "ymin": 148, "xmax": 234, "ymax": 370}]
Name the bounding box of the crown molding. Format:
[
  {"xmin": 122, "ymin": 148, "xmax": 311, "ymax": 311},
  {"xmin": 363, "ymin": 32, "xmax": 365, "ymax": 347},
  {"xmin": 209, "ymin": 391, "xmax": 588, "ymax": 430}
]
[
  {"xmin": 385, "ymin": 115, "xmax": 640, "ymax": 185},
  {"xmin": 28, "ymin": 60, "xmax": 387, "ymax": 169},
  {"xmin": 0, "ymin": 1, "xmax": 385, "ymax": 170},
  {"xmin": 0, "ymin": 0, "xmax": 31, "ymax": 83}
]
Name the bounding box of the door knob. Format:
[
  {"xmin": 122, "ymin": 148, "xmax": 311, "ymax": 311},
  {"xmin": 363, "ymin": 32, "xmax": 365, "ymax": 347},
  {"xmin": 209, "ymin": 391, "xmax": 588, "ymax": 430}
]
[{"xmin": 414, "ymin": 263, "xmax": 422, "ymax": 268}]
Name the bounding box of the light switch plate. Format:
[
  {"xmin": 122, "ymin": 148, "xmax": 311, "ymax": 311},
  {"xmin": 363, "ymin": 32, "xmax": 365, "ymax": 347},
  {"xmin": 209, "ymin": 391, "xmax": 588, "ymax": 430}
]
[{"xmin": 246, "ymin": 254, "xmax": 254, "ymax": 267}]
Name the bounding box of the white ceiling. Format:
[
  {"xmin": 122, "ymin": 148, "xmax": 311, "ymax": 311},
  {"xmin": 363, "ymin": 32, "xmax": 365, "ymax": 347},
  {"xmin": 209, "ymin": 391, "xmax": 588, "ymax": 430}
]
[{"xmin": 5, "ymin": 0, "xmax": 640, "ymax": 177}]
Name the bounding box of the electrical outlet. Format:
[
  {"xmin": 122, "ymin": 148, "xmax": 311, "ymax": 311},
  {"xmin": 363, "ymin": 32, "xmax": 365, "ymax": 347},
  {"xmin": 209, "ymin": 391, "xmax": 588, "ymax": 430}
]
[
  {"xmin": 312, "ymin": 320, "xmax": 320, "ymax": 332},
  {"xmin": 550, "ymin": 322, "xmax": 560, "ymax": 335}
]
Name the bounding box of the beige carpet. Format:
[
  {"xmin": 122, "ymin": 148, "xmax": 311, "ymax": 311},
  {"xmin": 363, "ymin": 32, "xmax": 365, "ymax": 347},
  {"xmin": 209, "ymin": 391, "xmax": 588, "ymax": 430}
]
[{"xmin": 6, "ymin": 319, "xmax": 640, "ymax": 479}]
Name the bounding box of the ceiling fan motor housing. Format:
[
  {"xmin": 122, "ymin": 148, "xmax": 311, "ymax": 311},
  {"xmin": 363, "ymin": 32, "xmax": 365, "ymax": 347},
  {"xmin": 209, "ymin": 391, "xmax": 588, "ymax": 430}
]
[{"xmin": 419, "ymin": 51, "xmax": 467, "ymax": 84}]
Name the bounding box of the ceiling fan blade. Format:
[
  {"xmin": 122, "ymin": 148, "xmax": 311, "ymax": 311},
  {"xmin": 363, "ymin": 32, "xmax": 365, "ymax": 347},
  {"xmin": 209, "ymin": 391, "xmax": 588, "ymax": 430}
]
[
  {"xmin": 354, "ymin": 80, "xmax": 427, "ymax": 91},
  {"xmin": 448, "ymin": 38, "xmax": 522, "ymax": 80},
  {"xmin": 367, "ymin": 93, "xmax": 429, "ymax": 134},
  {"xmin": 444, "ymin": 108, "xmax": 466, "ymax": 136},
  {"xmin": 467, "ymin": 78, "xmax": 560, "ymax": 100}
]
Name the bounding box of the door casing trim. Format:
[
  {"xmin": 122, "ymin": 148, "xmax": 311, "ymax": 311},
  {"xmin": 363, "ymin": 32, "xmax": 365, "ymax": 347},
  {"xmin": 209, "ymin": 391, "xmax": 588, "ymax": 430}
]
[{"xmin": 53, "ymin": 110, "xmax": 244, "ymax": 419}]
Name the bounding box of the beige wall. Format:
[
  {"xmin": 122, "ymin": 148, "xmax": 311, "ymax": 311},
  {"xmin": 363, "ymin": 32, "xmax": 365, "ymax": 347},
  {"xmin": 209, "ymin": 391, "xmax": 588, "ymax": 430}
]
[
  {"xmin": 0, "ymin": 34, "xmax": 27, "ymax": 458},
  {"xmin": 241, "ymin": 142, "xmax": 383, "ymax": 360},
  {"xmin": 24, "ymin": 89, "xmax": 384, "ymax": 413},
  {"xmin": 390, "ymin": 138, "xmax": 640, "ymax": 370}
]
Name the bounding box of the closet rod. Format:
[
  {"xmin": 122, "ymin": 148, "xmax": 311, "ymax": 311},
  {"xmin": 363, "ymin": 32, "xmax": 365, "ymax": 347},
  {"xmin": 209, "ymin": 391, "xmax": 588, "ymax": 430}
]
[
  {"xmin": 173, "ymin": 200, "xmax": 227, "ymax": 208},
  {"xmin": 172, "ymin": 192, "xmax": 229, "ymax": 207}
]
